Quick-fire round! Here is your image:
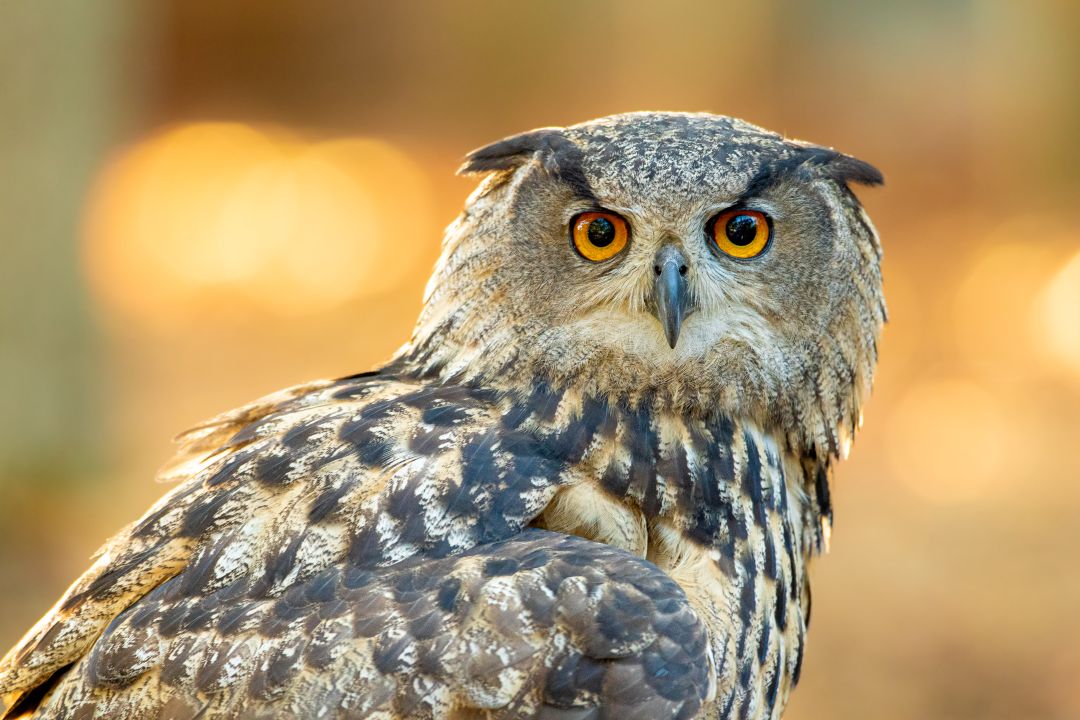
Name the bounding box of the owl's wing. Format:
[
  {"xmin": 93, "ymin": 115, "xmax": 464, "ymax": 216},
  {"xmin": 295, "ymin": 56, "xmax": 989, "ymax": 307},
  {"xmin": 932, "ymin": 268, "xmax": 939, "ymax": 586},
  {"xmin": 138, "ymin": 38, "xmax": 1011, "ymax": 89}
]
[
  {"xmin": 37, "ymin": 530, "xmax": 710, "ymax": 719},
  {"xmin": 0, "ymin": 372, "xmax": 712, "ymax": 718},
  {"xmin": 0, "ymin": 376, "xmax": 335, "ymax": 715}
]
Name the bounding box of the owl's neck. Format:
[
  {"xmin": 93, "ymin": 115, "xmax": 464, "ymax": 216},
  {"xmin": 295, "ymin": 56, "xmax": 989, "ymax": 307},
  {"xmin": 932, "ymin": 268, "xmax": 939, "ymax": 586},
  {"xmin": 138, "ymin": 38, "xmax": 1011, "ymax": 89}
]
[
  {"xmin": 348, "ymin": 355, "xmax": 834, "ymax": 555},
  {"xmin": 395, "ymin": 319, "xmax": 862, "ymax": 475},
  {"xmin": 388, "ymin": 348, "xmax": 834, "ymax": 552}
]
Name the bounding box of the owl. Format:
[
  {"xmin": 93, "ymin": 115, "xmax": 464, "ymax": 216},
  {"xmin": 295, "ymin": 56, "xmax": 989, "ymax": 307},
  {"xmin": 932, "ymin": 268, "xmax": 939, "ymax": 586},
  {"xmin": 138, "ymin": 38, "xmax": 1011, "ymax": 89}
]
[{"xmin": 0, "ymin": 112, "xmax": 883, "ymax": 720}]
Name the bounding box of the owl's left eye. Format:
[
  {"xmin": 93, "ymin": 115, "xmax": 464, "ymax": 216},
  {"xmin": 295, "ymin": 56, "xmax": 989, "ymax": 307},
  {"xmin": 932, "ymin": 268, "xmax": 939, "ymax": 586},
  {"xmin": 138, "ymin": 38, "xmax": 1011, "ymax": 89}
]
[
  {"xmin": 708, "ymin": 208, "xmax": 771, "ymax": 259},
  {"xmin": 571, "ymin": 211, "xmax": 629, "ymax": 262}
]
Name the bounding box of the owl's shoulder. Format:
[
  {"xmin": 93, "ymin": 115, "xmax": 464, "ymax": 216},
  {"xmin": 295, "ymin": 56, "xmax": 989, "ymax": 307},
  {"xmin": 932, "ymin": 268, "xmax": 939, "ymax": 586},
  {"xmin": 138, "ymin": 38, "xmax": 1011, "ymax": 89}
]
[{"xmin": 0, "ymin": 369, "xmax": 556, "ymax": 715}]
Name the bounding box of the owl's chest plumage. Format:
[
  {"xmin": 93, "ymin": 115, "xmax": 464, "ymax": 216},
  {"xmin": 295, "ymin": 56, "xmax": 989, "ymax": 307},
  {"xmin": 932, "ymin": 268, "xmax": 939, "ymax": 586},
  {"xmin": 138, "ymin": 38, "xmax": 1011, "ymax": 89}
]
[{"xmin": 520, "ymin": 385, "xmax": 812, "ymax": 719}]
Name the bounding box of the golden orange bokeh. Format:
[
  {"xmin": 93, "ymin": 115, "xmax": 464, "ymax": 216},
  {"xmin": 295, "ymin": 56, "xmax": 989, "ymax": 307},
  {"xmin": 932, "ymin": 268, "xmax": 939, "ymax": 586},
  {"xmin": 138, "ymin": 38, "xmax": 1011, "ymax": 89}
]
[
  {"xmin": 83, "ymin": 123, "xmax": 433, "ymax": 321},
  {"xmin": 1036, "ymin": 249, "xmax": 1080, "ymax": 377},
  {"xmin": 2, "ymin": 3, "xmax": 1079, "ymax": 719}
]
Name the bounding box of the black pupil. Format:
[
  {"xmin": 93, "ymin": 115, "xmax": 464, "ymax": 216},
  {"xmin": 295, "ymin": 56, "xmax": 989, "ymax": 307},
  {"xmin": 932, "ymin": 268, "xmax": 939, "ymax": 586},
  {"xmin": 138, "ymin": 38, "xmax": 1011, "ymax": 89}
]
[
  {"xmin": 725, "ymin": 214, "xmax": 759, "ymax": 246},
  {"xmin": 587, "ymin": 217, "xmax": 616, "ymax": 247}
]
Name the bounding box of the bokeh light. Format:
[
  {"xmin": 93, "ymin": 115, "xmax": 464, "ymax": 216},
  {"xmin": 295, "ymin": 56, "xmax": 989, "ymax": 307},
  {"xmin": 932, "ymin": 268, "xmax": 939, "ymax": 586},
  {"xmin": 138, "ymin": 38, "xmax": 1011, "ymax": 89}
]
[
  {"xmin": 83, "ymin": 123, "xmax": 432, "ymax": 321},
  {"xmin": 885, "ymin": 379, "xmax": 1007, "ymax": 504},
  {"xmin": 1035, "ymin": 249, "xmax": 1080, "ymax": 376},
  {"xmin": 950, "ymin": 223, "xmax": 1070, "ymax": 383}
]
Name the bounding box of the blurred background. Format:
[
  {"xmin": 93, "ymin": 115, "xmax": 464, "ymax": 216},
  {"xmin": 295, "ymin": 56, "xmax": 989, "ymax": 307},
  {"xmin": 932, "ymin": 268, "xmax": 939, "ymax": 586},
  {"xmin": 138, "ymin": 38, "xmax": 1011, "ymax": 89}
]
[{"xmin": 1, "ymin": 1, "xmax": 1078, "ymax": 717}]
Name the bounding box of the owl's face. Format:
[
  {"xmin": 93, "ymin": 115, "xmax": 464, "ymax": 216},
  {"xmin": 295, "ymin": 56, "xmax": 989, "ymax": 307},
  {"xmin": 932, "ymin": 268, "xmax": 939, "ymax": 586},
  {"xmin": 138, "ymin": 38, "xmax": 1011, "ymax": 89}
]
[{"xmin": 407, "ymin": 113, "xmax": 884, "ymax": 452}]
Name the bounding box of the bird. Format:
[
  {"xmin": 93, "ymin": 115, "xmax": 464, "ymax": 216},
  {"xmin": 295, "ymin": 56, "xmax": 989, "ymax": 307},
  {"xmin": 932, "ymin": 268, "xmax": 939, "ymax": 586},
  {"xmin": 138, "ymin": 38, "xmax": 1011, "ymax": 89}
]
[{"xmin": 0, "ymin": 111, "xmax": 884, "ymax": 720}]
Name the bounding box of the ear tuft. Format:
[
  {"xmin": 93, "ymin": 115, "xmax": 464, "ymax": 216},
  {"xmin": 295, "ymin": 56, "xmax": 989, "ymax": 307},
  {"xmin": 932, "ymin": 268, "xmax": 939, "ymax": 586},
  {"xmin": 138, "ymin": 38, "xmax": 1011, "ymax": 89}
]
[
  {"xmin": 458, "ymin": 127, "xmax": 594, "ymax": 199},
  {"xmin": 787, "ymin": 142, "xmax": 884, "ymax": 188},
  {"xmin": 823, "ymin": 153, "xmax": 884, "ymax": 187},
  {"xmin": 458, "ymin": 128, "xmax": 569, "ymax": 175}
]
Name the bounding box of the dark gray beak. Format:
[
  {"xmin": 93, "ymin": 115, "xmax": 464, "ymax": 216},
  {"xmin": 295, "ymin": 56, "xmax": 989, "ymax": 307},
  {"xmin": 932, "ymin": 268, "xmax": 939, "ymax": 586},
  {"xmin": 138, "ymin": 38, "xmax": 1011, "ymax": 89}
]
[{"xmin": 652, "ymin": 245, "xmax": 690, "ymax": 349}]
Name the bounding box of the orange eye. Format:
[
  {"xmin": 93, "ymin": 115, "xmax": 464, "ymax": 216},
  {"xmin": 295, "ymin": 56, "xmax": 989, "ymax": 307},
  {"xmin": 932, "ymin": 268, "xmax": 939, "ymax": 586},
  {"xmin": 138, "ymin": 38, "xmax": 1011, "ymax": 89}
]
[
  {"xmin": 710, "ymin": 208, "xmax": 771, "ymax": 259},
  {"xmin": 571, "ymin": 211, "xmax": 629, "ymax": 262}
]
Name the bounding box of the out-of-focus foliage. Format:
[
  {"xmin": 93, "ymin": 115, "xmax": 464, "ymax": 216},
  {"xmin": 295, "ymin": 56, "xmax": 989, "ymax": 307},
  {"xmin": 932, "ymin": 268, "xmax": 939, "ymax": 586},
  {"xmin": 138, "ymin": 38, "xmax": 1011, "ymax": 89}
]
[{"xmin": 1, "ymin": 2, "xmax": 1078, "ymax": 718}]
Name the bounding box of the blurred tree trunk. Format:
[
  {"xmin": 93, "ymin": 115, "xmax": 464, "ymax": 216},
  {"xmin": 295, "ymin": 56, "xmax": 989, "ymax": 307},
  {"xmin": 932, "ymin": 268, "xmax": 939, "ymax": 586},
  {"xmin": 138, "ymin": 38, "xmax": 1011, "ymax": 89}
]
[{"xmin": 0, "ymin": 1, "xmax": 139, "ymax": 485}]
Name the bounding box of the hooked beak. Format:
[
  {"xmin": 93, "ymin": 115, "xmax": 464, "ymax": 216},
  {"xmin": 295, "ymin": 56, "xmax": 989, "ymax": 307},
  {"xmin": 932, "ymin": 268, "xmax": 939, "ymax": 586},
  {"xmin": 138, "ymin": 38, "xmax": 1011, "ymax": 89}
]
[{"xmin": 652, "ymin": 245, "xmax": 690, "ymax": 349}]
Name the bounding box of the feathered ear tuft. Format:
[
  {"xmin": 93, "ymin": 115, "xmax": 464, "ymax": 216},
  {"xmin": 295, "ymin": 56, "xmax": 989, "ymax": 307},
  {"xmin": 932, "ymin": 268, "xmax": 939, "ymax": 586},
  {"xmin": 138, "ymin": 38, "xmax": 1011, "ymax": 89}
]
[
  {"xmin": 458, "ymin": 127, "xmax": 594, "ymax": 199},
  {"xmin": 822, "ymin": 152, "xmax": 884, "ymax": 187},
  {"xmin": 458, "ymin": 128, "xmax": 568, "ymax": 175},
  {"xmin": 786, "ymin": 142, "xmax": 884, "ymax": 188}
]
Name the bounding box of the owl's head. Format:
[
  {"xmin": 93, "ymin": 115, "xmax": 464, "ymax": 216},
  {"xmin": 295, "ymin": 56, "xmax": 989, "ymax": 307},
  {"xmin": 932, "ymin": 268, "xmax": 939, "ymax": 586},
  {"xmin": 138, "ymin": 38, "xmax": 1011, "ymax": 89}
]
[{"xmin": 403, "ymin": 112, "xmax": 884, "ymax": 457}]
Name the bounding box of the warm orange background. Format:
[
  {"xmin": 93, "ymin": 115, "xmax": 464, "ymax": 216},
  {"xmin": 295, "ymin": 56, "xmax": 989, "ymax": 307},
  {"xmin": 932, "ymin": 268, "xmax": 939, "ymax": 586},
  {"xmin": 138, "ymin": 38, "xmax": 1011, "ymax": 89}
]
[{"xmin": 2, "ymin": 2, "xmax": 1079, "ymax": 718}]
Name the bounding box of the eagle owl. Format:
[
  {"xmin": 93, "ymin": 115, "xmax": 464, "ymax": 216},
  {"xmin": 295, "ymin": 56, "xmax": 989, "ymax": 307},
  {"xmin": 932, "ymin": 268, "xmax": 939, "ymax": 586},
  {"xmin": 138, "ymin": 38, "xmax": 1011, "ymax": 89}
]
[{"xmin": 0, "ymin": 112, "xmax": 884, "ymax": 719}]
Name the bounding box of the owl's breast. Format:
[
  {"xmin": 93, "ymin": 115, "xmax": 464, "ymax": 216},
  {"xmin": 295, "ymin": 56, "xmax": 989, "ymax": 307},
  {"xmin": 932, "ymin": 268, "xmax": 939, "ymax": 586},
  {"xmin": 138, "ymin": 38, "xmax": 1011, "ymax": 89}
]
[{"xmin": 533, "ymin": 406, "xmax": 810, "ymax": 720}]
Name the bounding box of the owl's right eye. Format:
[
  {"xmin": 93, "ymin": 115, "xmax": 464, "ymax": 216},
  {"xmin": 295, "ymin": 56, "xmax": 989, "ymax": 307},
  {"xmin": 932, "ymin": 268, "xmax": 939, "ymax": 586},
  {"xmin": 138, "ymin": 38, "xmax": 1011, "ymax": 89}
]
[
  {"xmin": 571, "ymin": 211, "xmax": 629, "ymax": 262},
  {"xmin": 708, "ymin": 208, "xmax": 771, "ymax": 259}
]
